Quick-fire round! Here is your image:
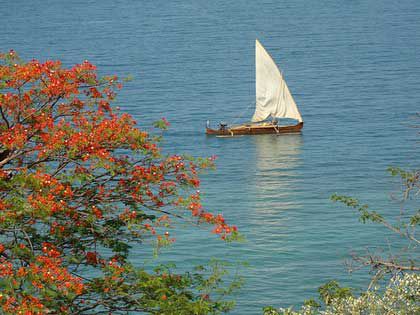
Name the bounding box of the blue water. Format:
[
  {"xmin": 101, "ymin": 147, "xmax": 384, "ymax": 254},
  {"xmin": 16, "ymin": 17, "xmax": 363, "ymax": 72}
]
[{"xmin": 1, "ymin": 0, "xmax": 419, "ymax": 313}]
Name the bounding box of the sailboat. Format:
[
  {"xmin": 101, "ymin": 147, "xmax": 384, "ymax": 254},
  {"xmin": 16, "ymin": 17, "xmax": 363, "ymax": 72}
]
[{"xmin": 206, "ymin": 40, "xmax": 304, "ymax": 136}]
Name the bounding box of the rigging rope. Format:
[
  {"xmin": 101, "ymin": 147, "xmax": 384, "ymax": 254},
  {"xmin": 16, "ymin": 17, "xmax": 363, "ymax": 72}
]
[{"xmin": 229, "ymin": 102, "xmax": 254, "ymax": 126}]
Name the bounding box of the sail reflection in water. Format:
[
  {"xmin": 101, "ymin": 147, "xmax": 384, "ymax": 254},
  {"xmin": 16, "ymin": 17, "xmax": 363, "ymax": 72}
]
[
  {"xmin": 252, "ymin": 134, "xmax": 303, "ymax": 216},
  {"xmin": 237, "ymin": 134, "xmax": 304, "ymax": 310}
]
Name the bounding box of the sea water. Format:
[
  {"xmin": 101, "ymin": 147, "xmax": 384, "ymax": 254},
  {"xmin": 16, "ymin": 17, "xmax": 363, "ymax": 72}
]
[{"xmin": 1, "ymin": 0, "xmax": 419, "ymax": 313}]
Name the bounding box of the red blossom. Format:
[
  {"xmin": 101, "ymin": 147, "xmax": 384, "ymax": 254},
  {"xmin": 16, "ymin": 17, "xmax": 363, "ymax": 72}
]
[
  {"xmin": 0, "ymin": 52, "xmax": 237, "ymax": 314},
  {"xmin": 86, "ymin": 252, "xmax": 99, "ymax": 265}
]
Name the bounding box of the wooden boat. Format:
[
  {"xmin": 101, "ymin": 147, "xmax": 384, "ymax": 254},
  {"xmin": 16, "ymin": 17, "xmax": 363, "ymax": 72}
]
[
  {"xmin": 206, "ymin": 121, "xmax": 303, "ymax": 136},
  {"xmin": 206, "ymin": 40, "xmax": 304, "ymax": 136}
]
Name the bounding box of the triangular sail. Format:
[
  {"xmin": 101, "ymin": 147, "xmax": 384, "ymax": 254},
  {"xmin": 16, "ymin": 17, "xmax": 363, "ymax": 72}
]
[{"xmin": 252, "ymin": 40, "xmax": 303, "ymax": 123}]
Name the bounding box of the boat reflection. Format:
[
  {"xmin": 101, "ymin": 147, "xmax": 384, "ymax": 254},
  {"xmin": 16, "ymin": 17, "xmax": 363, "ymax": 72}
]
[{"xmin": 251, "ymin": 134, "xmax": 303, "ymax": 213}]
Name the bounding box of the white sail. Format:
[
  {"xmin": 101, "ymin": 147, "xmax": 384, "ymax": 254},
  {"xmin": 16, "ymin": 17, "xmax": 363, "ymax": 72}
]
[{"xmin": 252, "ymin": 40, "xmax": 303, "ymax": 123}]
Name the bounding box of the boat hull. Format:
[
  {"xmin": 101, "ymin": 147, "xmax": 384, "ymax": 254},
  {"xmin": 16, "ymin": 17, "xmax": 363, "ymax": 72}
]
[{"xmin": 206, "ymin": 122, "xmax": 303, "ymax": 136}]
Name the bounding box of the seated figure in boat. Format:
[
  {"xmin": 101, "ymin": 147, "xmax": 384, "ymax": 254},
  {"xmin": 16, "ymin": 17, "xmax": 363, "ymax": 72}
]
[
  {"xmin": 205, "ymin": 120, "xmax": 229, "ymax": 132},
  {"xmin": 219, "ymin": 121, "xmax": 228, "ymax": 131}
]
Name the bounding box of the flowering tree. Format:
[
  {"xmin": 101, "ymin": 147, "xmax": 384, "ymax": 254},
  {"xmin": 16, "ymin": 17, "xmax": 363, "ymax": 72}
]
[{"xmin": 0, "ymin": 51, "xmax": 239, "ymax": 314}]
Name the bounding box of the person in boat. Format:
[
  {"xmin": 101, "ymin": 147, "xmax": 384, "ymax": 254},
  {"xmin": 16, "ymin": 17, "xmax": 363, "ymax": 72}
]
[{"xmin": 219, "ymin": 121, "xmax": 228, "ymax": 131}]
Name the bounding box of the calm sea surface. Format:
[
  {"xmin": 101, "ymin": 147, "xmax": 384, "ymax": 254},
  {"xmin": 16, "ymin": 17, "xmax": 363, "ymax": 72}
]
[{"xmin": 1, "ymin": 0, "xmax": 419, "ymax": 313}]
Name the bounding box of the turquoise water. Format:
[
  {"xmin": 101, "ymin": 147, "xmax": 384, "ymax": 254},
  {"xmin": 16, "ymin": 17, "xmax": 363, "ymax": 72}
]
[{"xmin": 1, "ymin": 0, "xmax": 419, "ymax": 313}]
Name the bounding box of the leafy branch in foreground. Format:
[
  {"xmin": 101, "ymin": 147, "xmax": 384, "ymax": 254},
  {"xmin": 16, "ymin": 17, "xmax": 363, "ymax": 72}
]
[
  {"xmin": 330, "ymin": 167, "xmax": 419, "ymax": 275},
  {"xmin": 264, "ymin": 273, "xmax": 419, "ymax": 315},
  {"xmin": 264, "ymin": 165, "xmax": 419, "ymax": 314}
]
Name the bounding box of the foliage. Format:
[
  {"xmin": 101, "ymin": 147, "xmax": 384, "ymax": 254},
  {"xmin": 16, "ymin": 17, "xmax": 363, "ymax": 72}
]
[
  {"xmin": 264, "ymin": 164, "xmax": 419, "ymax": 314},
  {"xmin": 263, "ymin": 273, "xmax": 420, "ymax": 315},
  {"xmin": 331, "ymin": 167, "xmax": 419, "ymax": 275},
  {"xmin": 317, "ymin": 281, "xmax": 353, "ymax": 306},
  {"xmin": 0, "ymin": 51, "xmax": 240, "ymax": 314}
]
